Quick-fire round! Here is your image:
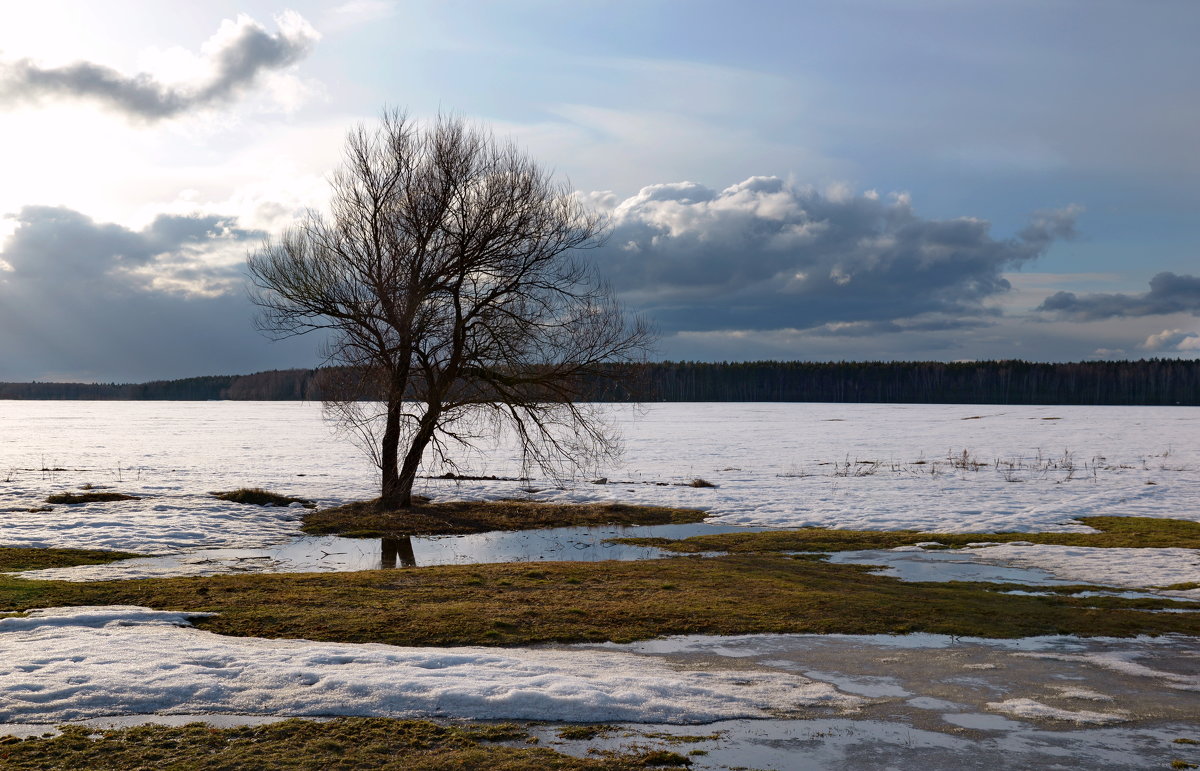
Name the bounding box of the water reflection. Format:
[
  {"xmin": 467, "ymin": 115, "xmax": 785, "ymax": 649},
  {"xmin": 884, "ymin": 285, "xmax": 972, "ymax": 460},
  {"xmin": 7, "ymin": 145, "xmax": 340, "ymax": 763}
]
[
  {"xmin": 14, "ymin": 522, "xmax": 757, "ymax": 581},
  {"xmin": 380, "ymin": 536, "xmax": 417, "ymax": 568}
]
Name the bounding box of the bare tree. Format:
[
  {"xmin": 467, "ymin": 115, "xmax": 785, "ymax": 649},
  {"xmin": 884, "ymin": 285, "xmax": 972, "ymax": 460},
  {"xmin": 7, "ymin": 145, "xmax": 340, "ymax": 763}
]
[{"xmin": 247, "ymin": 112, "xmax": 652, "ymax": 509}]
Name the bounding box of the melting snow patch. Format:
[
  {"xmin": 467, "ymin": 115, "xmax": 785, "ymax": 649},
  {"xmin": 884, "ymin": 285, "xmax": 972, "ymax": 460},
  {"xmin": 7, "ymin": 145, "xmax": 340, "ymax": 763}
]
[
  {"xmin": 0, "ymin": 606, "xmax": 861, "ymax": 724},
  {"xmin": 966, "ymin": 544, "xmax": 1200, "ymax": 591},
  {"xmin": 1051, "ymin": 686, "xmax": 1114, "ymax": 702},
  {"xmin": 985, "ymin": 698, "xmax": 1127, "ymax": 725}
]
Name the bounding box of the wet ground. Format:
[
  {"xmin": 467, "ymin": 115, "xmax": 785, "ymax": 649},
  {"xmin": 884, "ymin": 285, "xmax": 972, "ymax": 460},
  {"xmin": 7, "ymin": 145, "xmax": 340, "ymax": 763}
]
[{"xmin": 540, "ymin": 632, "xmax": 1200, "ymax": 769}]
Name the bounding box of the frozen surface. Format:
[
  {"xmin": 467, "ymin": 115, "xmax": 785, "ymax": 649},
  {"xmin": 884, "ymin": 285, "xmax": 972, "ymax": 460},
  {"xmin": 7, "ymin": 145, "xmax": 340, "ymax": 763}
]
[
  {"xmin": 0, "ymin": 607, "xmax": 857, "ymax": 724},
  {"xmin": 1, "ymin": 402, "xmax": 1199, "ymax": 554}
]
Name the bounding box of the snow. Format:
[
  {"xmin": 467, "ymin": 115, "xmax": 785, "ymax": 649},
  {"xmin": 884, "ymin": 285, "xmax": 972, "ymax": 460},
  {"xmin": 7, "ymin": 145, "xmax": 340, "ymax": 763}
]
[
  {"xmin": 985, "ymin": 699, "xmax": 1126, "ymax": 725},
  {"xmin": 1, "ymin": 401, "xmax": 1198, "ymax": 554},
  {"xmin": 964, "ymin": 544, "xmax": 1200, "ymax": 594},
  {"xmin": 0, "ymin": 606, "xmax": 858, "ymax": 724}
]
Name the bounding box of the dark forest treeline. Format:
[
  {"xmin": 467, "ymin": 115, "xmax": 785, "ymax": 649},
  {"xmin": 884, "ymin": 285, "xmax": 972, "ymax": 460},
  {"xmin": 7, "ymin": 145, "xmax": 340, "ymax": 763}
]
[{"xmin": 1, "ymin": 360, "xmax": 1198, "ymax": 405}]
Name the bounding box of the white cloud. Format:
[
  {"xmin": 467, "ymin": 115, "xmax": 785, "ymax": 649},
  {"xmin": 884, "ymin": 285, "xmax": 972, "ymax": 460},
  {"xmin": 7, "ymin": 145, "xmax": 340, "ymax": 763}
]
[
  {"xmin": 1142, "ymin": 328, "xmax": 1200, "ymax": 352},
  {"xmin": 0, "ymin": 12, "xmax": 319, "ymax": 121}
]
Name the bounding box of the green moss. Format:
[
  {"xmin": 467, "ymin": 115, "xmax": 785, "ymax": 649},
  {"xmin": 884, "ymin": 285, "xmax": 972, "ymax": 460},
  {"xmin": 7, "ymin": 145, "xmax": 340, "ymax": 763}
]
[
  {"xmin": 211, "ymin": 488, "xmax": 314, "ymax": 508},
  {"xmin": 44, "ymin": 491, "xmax": 139, "ymax": 504},
  {"xmin": 0, "ymin": 718, "xmax": 665, "ymax": 769},
  {"xmin": 614, "ymin": 516, "xmax": 1200, "ymax": 554},
  {"xmin": 2, "ymin": 554, "xmax": 1196, "ymax": 645},
  {"xmin": 0, "ymin": 546, "xmax": 142, "ymax": 572},
  {"xmin": 303, "ymin": 499, "xmax": 707, "ymax": 538}
]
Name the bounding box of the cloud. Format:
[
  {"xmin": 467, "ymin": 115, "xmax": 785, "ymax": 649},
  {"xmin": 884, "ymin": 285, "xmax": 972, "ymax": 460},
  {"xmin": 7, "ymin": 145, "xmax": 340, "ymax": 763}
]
[
  {"xmin": 1141, "ymin": 328, "xmax": 1200, "ymax": 352},
  {"xmin": 588, "ymin": 177, "xmax": 1079, "ymax": 333},
  {"xmin": 0, "ymin": 12, "xmax": 318, "ymax": 121},
  {"xmin": 1038, "ymin": 272, "xmax": 1200, "ymax": 320},
  {"xmin": 1, "ymin": 205, "xmax": 259, "ymax": 295},
  {"xmin": 0, "ymin": 205, "xmax": 315, "ymax": 381},
  {"xmin": 804, "ymin": 317, "xmax": 995, "ymax": 338}
]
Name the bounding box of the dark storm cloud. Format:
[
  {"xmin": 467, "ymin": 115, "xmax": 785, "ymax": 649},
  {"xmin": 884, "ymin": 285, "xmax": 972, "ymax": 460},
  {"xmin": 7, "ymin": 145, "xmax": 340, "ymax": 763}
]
[
  {"xmin": 1038, "ymin": 272, "xmax": 1200, "ymax": 320},
  {"xmin": 591, "ymin": 177, "xmax": 1079, "ymax": 333},
  {"xmin": 0, "ymin": 205, "xmax": 313, "ymax": 381},
  {"xmin": 0, "ymin": 13, "xmax": 317, "ymax": 120},
  {"xmin": 2, "ymin": 205, "xmax": 257, "ymax": 286}
]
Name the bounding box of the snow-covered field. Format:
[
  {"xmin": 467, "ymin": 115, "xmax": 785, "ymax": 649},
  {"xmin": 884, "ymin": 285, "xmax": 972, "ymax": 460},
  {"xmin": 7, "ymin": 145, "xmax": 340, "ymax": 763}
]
[{"xmin": 2, "ymin": 401, "xmax": 1198, "ymax": 553}]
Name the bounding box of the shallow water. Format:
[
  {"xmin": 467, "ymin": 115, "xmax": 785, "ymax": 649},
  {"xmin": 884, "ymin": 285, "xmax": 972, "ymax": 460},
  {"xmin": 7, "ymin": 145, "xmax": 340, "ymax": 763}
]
[{"xmin": 13, "ymin": 522, "xmax": 751, "ymax": 581}]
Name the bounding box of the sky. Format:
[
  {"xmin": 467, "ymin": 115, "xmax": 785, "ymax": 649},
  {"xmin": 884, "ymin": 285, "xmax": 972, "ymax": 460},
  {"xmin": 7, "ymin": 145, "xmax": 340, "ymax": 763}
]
[{"xmin": 0, "ymin": 0, "xmax": 1198, "ymax": 382}]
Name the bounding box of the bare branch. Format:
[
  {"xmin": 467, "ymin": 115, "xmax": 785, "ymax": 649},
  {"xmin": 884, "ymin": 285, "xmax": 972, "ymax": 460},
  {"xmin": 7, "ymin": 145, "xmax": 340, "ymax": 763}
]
[{"xmin": 246, "ymin": 111, "xmax": 652, "ymax": 508}]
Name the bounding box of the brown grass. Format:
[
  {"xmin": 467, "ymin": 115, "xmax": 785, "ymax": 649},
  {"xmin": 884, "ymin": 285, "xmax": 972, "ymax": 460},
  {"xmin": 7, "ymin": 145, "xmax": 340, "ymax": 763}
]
[
  {"xmin": 212, "ymin": 488, "xmax": 314, "ymax": 508},
  {"xmin": 44, "ymin": 491, "xmax": 139, "ymax": 504},
  {"xmin": 302, "ymin": 499, "xmax": 708, "ymax": 538},
  {"xmin": 0, "ymin": 547, "xmax": 142, "ymax": 572},
  {"xmin": 0, "ymin": 718, "xmax": 687, "ymax": 769},
  {"xmin": 2, "ymin": 554, "xmax": 1195, "ymax": 645}
]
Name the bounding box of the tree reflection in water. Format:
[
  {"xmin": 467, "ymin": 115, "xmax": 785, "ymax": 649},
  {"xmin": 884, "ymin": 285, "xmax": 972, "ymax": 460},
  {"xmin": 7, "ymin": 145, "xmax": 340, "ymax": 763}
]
[{"xmin": 380, "ymin": 536, "xmax": 416, "ymax": 568}]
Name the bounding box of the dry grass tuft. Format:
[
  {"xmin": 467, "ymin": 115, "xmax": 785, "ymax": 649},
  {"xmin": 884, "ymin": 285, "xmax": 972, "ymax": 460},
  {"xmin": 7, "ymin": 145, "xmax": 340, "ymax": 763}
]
[
  {"xmin": 45, "ymin": 491, "xmax": 139, "ymax": 505},
  {"xmin": 211, "ymin": 488, "xmax": 314, "ymax": 508},
  {"xmin": 302, "ymin": 499, "xmax": 707, "ymax": 538}
]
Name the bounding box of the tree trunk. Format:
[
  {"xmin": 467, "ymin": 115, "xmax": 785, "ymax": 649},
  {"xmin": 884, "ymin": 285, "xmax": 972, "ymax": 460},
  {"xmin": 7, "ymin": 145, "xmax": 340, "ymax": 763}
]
[
  {"xmin": 394, "ymin": 405, "xmax": 440, "ymax": 508},
  {"xmin": 378, "ymin": 396, "xmax": 404, "ymax": 508}
]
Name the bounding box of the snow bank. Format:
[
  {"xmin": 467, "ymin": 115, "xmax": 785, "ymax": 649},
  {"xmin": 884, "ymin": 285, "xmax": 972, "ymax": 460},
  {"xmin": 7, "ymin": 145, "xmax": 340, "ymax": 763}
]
[{"xmin": 0, "ymin": 607, "xmax": 859, "ymax": 724}]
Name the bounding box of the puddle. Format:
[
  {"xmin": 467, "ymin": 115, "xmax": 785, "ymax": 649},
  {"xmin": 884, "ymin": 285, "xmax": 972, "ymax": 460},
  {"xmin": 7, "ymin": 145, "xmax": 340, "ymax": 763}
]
[{"xmin": 11, "ymin": 523, "xmax": 760, "ymax": 581}]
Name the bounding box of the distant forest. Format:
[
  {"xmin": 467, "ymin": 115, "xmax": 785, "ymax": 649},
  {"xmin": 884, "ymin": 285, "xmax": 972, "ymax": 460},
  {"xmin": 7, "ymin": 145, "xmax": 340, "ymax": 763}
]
[{"xmin": 1, "ymin": 359, "xmax": 1198, "ymax": 405}]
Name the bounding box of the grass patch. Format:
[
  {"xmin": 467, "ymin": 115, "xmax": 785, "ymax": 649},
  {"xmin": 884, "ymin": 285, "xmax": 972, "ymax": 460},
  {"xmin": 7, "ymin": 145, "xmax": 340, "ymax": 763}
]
[
  {"xmin": 44, "ymin": 491, "xmax": 139, "ymax": 504},
  {"xmin": 303, "ymin": 499, "xmax": 707, "ymax": 538},
  {"xmin": 211, "ymin": 488, "xmax": 314, "ymax": 508},
  {"xmin": 0, "ymin": 547, "xmax": 142, "ymax": 572},
  {"xmin": 2, "ymin": 555, "xmax": 1196, "ymax": 645},
  {"xmin": 613, "ymin": 516, "xmax": 1200, "ymax": 554},
  {"xmin": 0, "ymin": 717, "xmax": 678, "ymax": 769},
  {"xmin": 557, "ymin": 725, "xmax": 617, "ymax": 741}
]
